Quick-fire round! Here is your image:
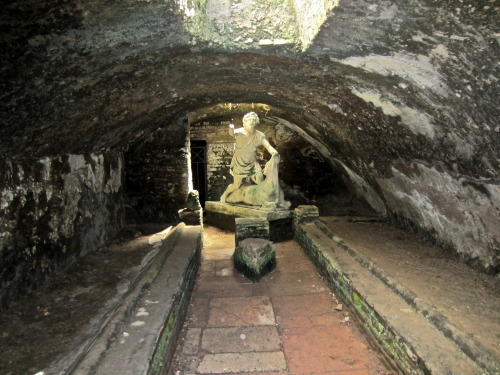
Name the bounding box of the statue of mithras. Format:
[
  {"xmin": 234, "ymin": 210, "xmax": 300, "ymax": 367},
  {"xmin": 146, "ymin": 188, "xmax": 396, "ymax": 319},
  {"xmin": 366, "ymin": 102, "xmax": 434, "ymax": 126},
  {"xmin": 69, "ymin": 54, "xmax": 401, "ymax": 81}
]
[{"xmin": 220, "ymin": 112, "xmax": 291, "ymax": 210}]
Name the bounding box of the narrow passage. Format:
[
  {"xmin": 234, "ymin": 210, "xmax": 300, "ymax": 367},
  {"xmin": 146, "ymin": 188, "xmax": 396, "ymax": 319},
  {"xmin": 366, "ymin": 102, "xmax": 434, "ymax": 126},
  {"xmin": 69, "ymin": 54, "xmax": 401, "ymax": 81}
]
[{"xmin": 168, "ymin": 226, "xmax": 394, "ymax": 375}]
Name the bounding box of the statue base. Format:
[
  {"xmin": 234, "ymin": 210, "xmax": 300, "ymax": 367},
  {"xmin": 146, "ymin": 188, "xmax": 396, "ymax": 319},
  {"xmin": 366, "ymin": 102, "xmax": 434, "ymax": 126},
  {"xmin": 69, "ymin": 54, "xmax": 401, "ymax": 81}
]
[{"xmin": 205, "ymin": 201, "xmax": 294, "ymax": 242}]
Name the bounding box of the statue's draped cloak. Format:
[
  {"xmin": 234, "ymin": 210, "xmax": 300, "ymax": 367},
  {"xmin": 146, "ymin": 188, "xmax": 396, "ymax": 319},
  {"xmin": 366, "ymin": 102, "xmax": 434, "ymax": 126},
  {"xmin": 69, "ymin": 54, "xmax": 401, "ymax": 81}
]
[{"xmin": 230, "ymin": 130, "xmax": 265, "ymax": 181}]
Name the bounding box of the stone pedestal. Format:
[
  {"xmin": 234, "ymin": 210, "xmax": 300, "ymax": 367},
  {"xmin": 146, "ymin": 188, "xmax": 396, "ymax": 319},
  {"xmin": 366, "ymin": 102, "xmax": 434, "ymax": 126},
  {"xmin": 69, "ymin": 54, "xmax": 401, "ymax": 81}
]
[
  {"xmin": 205, "ymin": 201, "xmax": 293, "ymax": 242},
  {"xmin": 235, "ymin": 217, "xmax": 269, "ymax": 245},
  {"xmin": 234, "ymin": 238, "xmax": 276, "ymax": 281}
]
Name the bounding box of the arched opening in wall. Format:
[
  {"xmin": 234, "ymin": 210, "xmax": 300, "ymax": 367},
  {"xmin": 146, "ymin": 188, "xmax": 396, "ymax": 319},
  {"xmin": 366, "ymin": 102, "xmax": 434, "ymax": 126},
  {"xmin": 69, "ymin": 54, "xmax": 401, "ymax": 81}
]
[
  {"xmin": 190, "ymin": 140, "xmax": 208, "ymax": 207},
  {"xmin": 188, "ymin": 103, "xmax": 358, "ymax": 215}
]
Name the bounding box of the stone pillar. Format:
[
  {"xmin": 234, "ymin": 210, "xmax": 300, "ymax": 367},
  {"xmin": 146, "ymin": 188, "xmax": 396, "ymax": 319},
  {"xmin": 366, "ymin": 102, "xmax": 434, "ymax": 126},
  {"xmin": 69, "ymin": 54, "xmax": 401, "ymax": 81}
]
[
  {"xmin": 235, "ymin": 217, "xmax": 270, "ymax": 246},
  {"xmin": 294, "ymin": 205, "xmax": 319, "ymax": 224}
]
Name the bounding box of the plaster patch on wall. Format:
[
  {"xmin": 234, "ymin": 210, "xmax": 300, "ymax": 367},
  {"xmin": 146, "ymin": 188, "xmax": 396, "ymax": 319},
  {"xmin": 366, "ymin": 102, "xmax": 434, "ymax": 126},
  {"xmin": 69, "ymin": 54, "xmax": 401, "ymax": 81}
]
[
  {"xmin": 352, "ymin": 89, "xmax": 436, "ymax": 139},
  {"xmin": 340, "ymin": 53, "xmax": 449, "ymax": 97},
  {"xmin": 337, "ymin": 160, "xmax": 387, "ymax": 216},
  {"xmin": 378, "ymin": 4, "xmax": 398, "ymax": 19},
  {"xmin": 105, "ymin": 157, "xmax": 123, "ymax": 193},
  {"xmin": 377, "ymin": 162, "xmax": 499, "ymax": 271}
]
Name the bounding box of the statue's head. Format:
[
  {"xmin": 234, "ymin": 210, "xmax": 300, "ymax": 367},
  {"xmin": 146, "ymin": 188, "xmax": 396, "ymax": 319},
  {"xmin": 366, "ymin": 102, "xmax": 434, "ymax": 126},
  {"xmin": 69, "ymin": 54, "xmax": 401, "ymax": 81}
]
[{"xmin": 242, "ymin": 112, "xmax": 259, "ymax": 133}]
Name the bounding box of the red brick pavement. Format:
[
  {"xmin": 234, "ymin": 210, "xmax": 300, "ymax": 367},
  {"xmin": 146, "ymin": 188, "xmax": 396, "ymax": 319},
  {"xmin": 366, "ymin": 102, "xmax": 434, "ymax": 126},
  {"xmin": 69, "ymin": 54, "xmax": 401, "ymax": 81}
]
[{"xmin": 167, "ymin": 226, "xmax": 394, "ymax": 375}]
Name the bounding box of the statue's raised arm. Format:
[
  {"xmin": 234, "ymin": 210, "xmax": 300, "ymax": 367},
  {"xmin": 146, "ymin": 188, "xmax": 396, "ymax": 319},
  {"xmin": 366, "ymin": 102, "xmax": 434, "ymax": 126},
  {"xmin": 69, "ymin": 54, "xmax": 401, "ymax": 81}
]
[{"xmin": 262, "ymin": 137, "xmax": 278, "ymax": 156}]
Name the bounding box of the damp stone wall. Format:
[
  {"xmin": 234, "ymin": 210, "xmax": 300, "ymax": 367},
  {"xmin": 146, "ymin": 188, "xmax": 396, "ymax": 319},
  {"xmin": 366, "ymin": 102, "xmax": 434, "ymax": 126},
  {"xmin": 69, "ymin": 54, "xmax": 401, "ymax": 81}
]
[
  {"xmin": 125, "ymin": 123, "xmax": 190, "ymax": 223},
  {"xmin": 0, "ymin": 153, "xmax": 125, "ymax": 308}
]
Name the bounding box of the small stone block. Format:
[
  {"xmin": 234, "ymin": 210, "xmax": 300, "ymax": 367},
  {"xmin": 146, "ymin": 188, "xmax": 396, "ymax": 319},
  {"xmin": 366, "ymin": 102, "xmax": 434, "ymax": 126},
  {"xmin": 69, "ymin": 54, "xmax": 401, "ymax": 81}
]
[
  {"xmin": 234, "ymin": 238, "xmax": 276, "ymax": 281},
  {"xmin": 178, "ymin": 208, "xmax": 202, "ymax": 225},
  {"xmin": 235, "ymin": 217, "xmax": 270, "ymax": 245},
  {"xmin": 294, "ymin": 205, "xmax": 319, "ymax": 224},
  {"xmin": 186, "ymin": 190, "xmax": 202, "ymax": 211}
]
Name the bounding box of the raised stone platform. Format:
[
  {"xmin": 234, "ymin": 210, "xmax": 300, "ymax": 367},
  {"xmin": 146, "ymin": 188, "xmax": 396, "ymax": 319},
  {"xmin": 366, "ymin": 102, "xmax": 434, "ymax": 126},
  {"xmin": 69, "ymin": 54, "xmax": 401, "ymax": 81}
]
[
  {"xmin": 205, "ymin": 201, "xmax": 294, "ymax": 242},
  {"xmin": 294, "ymin": 216, "xmax": 500, "ymax": 375}
]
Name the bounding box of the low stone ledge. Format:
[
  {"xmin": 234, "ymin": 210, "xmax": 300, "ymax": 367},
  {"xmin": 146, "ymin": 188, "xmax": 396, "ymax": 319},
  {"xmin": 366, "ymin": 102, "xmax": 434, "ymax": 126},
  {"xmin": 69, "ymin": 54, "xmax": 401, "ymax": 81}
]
[
  {"xmin": 313, "ymin": 218, "xmax": 499, "ymax": 375},
  {"xmin": 50, "ymin": 223, "xmax": 202, "ymax": 375},
  {"xmin": 294, "ymin": 220, "xmax": 484, "ymax": 375}
]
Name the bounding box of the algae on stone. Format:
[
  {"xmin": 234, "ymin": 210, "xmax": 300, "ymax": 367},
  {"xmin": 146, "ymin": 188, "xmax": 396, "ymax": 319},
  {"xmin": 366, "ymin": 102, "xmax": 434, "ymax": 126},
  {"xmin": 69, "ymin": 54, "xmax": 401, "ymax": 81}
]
[{"xmin": 234, "ymin": 238, "xmax": 276, "ymax": 280}]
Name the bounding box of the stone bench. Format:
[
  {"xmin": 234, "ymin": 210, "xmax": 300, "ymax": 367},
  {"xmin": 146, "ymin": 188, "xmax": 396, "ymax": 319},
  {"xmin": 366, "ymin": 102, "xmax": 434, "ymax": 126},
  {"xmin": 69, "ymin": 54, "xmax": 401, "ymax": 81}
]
[{"xmin": 47, "ymin": 223, "xmax": 202, "ymax": 375}]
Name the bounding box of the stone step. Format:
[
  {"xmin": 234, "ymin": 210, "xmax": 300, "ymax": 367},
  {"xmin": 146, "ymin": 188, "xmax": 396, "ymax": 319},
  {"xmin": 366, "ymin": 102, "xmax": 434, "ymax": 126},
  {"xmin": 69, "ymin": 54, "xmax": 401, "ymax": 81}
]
[
  {"xmin": 295, "ymin": 222, "xmax": 484, "ymax": 375},
  {"xmin": 46, "ymin": 223, "xmax": 202, "ymax": 375}
]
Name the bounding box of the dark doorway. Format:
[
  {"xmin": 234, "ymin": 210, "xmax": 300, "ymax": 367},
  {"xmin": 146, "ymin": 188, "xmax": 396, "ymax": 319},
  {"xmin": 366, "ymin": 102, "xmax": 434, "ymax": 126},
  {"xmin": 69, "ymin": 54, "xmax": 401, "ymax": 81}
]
[{"xmin": 191, "ymin": 140, "xmax": 208, "ymax": 207}]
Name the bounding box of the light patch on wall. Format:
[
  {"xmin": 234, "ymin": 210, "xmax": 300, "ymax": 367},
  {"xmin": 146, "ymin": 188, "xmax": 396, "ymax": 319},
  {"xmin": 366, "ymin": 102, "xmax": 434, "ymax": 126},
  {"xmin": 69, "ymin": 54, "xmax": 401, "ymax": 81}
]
[
  {"xmin": 352, "ymin": 88, "xmax": 436, "ymax": 139},
  {"xmin": 174, "ymin": 0, "xmax": 338, "ymax": 50},
  {"xmin": 340, "ymin": 53, "xmax": 449, "ymax": 97},
  {"xmin": 337, "ymin": 160, "xmax": 387, "ymax": 216},
  {"xmin": 377, "ymin": 162, "xmax": 499, "ymax": 271},
  {"xmin": 176, "ymin": 0, "xmax": 195, "ymax": 17}
]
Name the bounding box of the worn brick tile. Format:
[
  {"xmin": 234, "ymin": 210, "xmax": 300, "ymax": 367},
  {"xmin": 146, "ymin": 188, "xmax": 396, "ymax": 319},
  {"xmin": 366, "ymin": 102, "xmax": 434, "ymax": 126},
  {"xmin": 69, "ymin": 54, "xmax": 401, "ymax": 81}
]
[
  {"xmin": 274, "ymin": 240, "xmax": 305, "ymax": 258},
  {"xmin": 282, "ymin": 326, "xmax": 368, "ymax": 357},
  {"xmin": 275, "ymin": 256, "xmax": 317, "ymax": 273},
  {"xmin": 199, "ymin": 260, "xmax": 215, "ymax": 277},
  {"xmin": 201, "ymin": 326, "xmax": 281, "ymax": 353},
  {"xmin": 309, "ymin": 314, "xmax": 341, "ymax": 326},
  {"xmin": 272, "ymin": 293, "xmax": 333, "ymax": 317},
  {"xmin": 282, "ymin": 326, "xmax": 371, "ymax": 374},
  {"xmin": 278, "ymin": 316, "xmax": 313, "ymax": 328},
  {"xmin": 202, "ymin": 246, "xmax": 234, "ymax": 261},
  {"xmin": 194, "ymin": 275, "xmax": 254, "ymax": 298},
  {"xmin": 208, "ymin": 296, "xmax": 275, "ymax": 327},
  {"xmin": 287, "ymin": 355, "xmax": 372, "ymax": 374},
  {"xmin": 214, "ymin": 259, "xmax": 234, "ymax": 276},
  {"xmin": 265, "ymin": 271, "xmax": 327, "ymax": 296},
  {"xmin": 197, "ymin": 352, "xmax": 287, "ymax": 374},
  {"xmin": 184, "ymin": 297, "xmax": 210, "ymax": 328},
  {"xmin": 180, "ymin": 327, "xmax": 202, "ymax": 355}
]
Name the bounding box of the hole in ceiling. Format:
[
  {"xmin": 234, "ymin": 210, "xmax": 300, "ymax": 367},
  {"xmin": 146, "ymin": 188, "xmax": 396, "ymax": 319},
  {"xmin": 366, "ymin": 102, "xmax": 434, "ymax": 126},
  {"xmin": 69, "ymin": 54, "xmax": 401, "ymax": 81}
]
[{"xmin": 174, "ymin": 0, "xmax": 340, "ymax": 50}]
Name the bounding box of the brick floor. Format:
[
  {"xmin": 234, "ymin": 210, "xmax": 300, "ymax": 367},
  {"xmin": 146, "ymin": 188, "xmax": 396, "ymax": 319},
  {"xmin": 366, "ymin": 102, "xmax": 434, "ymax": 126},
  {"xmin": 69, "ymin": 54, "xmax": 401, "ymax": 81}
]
[{"xmin": 167, "ymin": 226, "xmax": 394, "ymax": 375}]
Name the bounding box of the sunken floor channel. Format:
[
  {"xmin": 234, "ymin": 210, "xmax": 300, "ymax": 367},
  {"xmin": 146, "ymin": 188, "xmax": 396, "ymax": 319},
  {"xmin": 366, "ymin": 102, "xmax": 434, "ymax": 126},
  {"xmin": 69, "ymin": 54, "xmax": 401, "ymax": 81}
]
[{"xmin": 168, "ymin": 225, "xmax": 393, "ymax": 375}]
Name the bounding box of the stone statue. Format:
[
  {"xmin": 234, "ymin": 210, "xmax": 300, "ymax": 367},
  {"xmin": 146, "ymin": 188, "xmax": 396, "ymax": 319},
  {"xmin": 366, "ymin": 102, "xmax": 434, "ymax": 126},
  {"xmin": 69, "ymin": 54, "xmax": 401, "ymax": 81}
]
[{"xmin": 220, "ymin": 112, "xmax": 290, "ymax": 209}]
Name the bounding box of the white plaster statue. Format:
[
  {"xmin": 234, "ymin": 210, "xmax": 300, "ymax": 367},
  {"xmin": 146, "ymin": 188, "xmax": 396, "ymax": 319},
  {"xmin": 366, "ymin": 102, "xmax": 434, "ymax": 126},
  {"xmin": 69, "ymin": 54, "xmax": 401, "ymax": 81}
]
[{"xmin": 220, "ymin": 112, "xmax": 290, "ymax": 209}]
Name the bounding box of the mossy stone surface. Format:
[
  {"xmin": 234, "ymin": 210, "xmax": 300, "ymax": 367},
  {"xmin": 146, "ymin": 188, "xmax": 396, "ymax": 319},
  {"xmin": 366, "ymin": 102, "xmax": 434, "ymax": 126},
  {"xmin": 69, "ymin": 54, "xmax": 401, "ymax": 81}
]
[{"xmin": 234, "ymin": 238, "xmax": 276, "ymax": 281}]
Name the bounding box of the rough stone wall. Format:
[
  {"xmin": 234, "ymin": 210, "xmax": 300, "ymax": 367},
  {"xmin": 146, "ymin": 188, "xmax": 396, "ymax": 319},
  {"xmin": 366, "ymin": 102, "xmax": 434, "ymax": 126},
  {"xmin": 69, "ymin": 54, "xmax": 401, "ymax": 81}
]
[
  {"xmin": 0, "ymin": 153, "xmax": 125, "ymax": 308},
  {"xmin": 125, "ymin": 122, "xmax": 190, "ymax": 223},
  {"xmin": 291, "ymin": 0, "xmax": 339, "ymax": 49},
  {"xmin": 177, "ymin": 0, "xmax": 300, "ymax": 49}
]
